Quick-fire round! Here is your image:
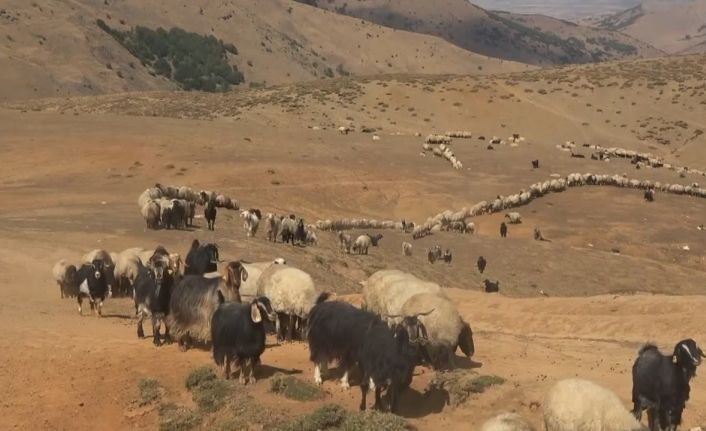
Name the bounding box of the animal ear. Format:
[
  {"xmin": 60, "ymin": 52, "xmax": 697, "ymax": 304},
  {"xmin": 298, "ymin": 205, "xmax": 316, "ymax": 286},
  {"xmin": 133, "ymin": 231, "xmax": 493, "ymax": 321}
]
[
  {"xmin": 241, "ymin": 267, "xmax": 248, "ymax": 282},
  {"xmin": 250, "ymin": 303, "xmax": 262, "ymax": 323}
]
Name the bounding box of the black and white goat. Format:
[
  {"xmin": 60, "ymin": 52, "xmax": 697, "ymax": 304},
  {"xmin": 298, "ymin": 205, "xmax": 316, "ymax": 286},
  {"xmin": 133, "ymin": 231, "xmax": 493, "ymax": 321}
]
[
  {"xmin": 75, "ymin": 259, "xmax": 111, "ymax": 316},
  {"xmin": 632, "ymin": 339, "xmax": 704, "ymax": 431},
  {"xmin": 211, "ymin": 292, "xmax": 276, "ymax": 384}
]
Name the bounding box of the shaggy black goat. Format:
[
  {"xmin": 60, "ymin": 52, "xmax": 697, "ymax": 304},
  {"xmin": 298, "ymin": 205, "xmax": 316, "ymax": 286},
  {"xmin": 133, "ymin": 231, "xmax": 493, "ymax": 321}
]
[
  {"xmin": 483, "ymin": 279, "xmax": 500, "ymax": 293},
  {"xmin": 205, "ymin": 200, "xmax": 217, "ymax": 231},
  {"xmin": 184, "ymin": 242, "xmax": 219, "ymax": 276},
  {"xmin": 307, "ymin": 293, "xmax": 380, "ymax": 389},
  {"xmin": 133, "ymin": 256, "xmax": 174, "ymax": 346},
  {"xmin": 632, "ymin": 339, "xmax": 704, "ymax": 431},
  {"xmin": 211, "ymin": 292, "xmax": 276, "ymax": 383},
  {"xmin": 358, "ymin": 317, "xmax": 421, "ymax": 413},
  {"xmin": 531, "ymin": 159, "xmax": 539, "ymax": 169},
  {"xmin": 644, "ymin": 188, "xmax": 655, "ymax": 202},
  {"xmin": 500, "ymin": 222, "xmax": 508, "ymax": 238},
  {"xmin": 477, "ymin": 256, "xmax": 487, "ymax": 274}
]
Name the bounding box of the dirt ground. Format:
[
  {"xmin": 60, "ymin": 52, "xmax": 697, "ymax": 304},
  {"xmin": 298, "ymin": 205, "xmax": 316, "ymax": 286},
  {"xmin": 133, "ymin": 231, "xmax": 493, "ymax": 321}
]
[{"xmin": 1, "ymin": 60, "xmax": 706, "ymax": 430}]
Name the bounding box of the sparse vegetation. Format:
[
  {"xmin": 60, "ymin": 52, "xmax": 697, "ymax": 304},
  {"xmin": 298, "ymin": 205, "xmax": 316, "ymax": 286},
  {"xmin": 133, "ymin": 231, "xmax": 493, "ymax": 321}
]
[
  {"xmin": 275, "ymin": 404, "xmax": 409, "ymax": 431},
  {"xmin": 270, "ymin": 373, "xmax": 325, "ymax": 401},
  {"xmin": 428, "ymin": 371, "xmax": 505, "ymax": 407},
  {"xmin": 138, "ymin": 378, "xmax": 162, "ymax": 406},
  {"xmin": 158, "ymin": 403, "xmax": 202, "ymax": 431},
  {"xmin": 96, "ymin": 20, "xmax": 244, "ymax": 91}
]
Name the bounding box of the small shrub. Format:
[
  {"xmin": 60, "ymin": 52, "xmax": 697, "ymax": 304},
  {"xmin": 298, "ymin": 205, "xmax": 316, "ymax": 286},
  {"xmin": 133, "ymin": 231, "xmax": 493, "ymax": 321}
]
[
  {"xmin": 276, "ymin": 404, "xmax": 409, "ymax": 431},
  {"xmin": 192, "ymin": 378, "xmax": 229, "ymax": 412},
  {"xmin": 185, "ymin": 367, "xmax": 217, "ymax": 390},
  {"xmin": 428, "ymin": 371, "xmax": 505, "ymax": 407},
  {"xmin": 158, "ymin": 403, "xmax": 201, "ymax": 431},
  {"xmin": 270, "ymin": 373, "xmax": 325, "ymax": 401},
  {"xmin": 138, "ymin": 378, "xmax": 162, "ymax": 406}
]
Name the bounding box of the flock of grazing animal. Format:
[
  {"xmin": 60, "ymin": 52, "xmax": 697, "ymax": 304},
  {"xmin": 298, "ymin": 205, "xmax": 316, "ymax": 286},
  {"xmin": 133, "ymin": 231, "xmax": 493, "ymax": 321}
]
[
  {"xmin": 53, "ymin": 139, "xmax": 706, "ymax": 428},
  {"xmin": 51, "ymin": 238, "xmax": 704, "ymax": 428}
]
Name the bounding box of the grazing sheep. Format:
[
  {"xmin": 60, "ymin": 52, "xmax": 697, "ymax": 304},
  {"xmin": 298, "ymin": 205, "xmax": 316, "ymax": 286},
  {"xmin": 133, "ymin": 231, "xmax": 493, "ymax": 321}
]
[
  {"xmin": 52, "ymin": 259, "xmax": 78, "ymax": 298},
  {"xmin": 352, "ymin": 235, "xmax": 372, "ymax": 255},
  {"xmin": 337, "ymin": 231, "xmax": 352, "ymax": 253},
  {"xmin": 211, "ymin": 294, "xmax": 276, "ymax": 383},
  {"xmin": 544, "ymin": 378, "xmax": 643, "ymax": 431},
  {"xmin": 500, "ymin": 222, "xmax": 508, "ymax": 238},
  {"xmin": 632, "ymin": 339, "xmax": 703, "ymax": 430},
  {"xmin": 505, "ymin": 212, "xmax": 522, "ymax": 224},
  {"xmin": 141, "ymin": 201, "xmax": 161, "ymax": 229},
  {"xmin": 265, "ymin": 213, "xmax": 281, "ymax": 242},
  {"xmin": 477, "ymin": 256, "xmax": 487, "ymax": 274},
  {"xmin": 428, "ymin": 245, "xmax": 442, "ymax": 264},
  {"xmin": 482, "ymin": 412, "xmax": 536, "ymax": 431},
  {"xmin": 399, "ymin": 292, "xmax": 474, "ymax": 369},
  {"xmin": 167, "ymin": 261, "xmax": 246, "ymax": 350},
  {"xmin": 256, "ymin": 265, "xmax": 318, "ymax": 342},
  {"xmin": 402, "ymin": 242, "xmax": 413, "ymax": 256},
  {"xmin": 483, "ymin": 279, "xmax": 499, "ymax": 293}
]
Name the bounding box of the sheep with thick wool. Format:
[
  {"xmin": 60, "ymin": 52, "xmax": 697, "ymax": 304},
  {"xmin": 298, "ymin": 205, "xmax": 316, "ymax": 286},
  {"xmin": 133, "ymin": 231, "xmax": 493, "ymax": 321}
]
[
  {"xmin": 543, "ymin": 378, "xmax": 644, "ymax": 431},
  {"xmin": 400, "ymin": 292, "xmax": 474, "ymax": 369},
  {"xmin": 482, "ymin": 412, "xmax": 536, "ymax": 431},
  {"xmin": 362, "ymin": 270, "xmax": 443, "ymax": 326},
  {"xmin": 256, "ymin": 265, "xmax": 317, "ymax": 342}
]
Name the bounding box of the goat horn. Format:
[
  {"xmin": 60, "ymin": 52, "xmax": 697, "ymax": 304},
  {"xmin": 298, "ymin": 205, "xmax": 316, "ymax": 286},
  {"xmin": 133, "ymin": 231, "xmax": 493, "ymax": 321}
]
[
  {"xmin": 384, "ymin": 313, "xmax": 402, "ymax": 319},
  {"xmin": 415, "ymin": 309, "xmax": 435, "ymax": 317}
]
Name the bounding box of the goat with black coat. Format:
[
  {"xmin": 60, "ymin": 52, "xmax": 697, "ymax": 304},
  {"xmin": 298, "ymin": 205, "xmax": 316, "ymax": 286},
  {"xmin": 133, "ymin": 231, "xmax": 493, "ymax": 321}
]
[
  {"xmin": 205, "ymin": 200, "xmax": 217, "ymax": 231},
  {"xmin": 632, "ymin": 339, "xmax": 704, "ymax": 431},
  {"xmin": 133, "ymin": 257, "xmax": 174, "ymax": 346},
  {"xmin": 358, "ymin": 316, "xmax": 422, "ymax": 413},
  {"xmin": 211, "ymin": 293, "xmax": 276, "ymax": 383},
  {"xmin": 75, "ymin": 259, "xmax": 111, "ymax": 316},
  {"xmin": 307, "ymin": 294, "xmax": 380, "ymax": 389},
  {"xmin": 294, "ymin": 218, "xmax": 306, "ymax": 246},
  {"xmin": 184, "ymin": 242, "xmax": 219, "ymax": 276}
]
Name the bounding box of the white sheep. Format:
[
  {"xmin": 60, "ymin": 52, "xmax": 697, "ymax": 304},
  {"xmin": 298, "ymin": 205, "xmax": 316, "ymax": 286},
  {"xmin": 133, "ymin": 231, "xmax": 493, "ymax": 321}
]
[
  {"xmin": 402, "ymin": 242, "xmax": 413, "ymax": 256},
  {"xmin": 237, "ymin": 259, "xmax": 286, "ymax": 302},
  {"xmin": 141, "ymin": 201, "xmax": 160, "ymax": 229},
  {"xmin": 82, "ymin": 249, "xmax": 114, "ymax": 266},
  {"xmin": 352, "ymin": 235, "xmax": 372, "ymax": 255},
  {"xmin": 52, "ymin": 259, "xmax": 77, "ymax": 298},
  {"xmin": 505, "ymin": 212, "xmax": 522, "ymax": 224},
  {"xmin": 544, "ymin": 378, "xmax": 643, "ymax": 431},
  {"xmin": 256, "ymin": 265, "xmax": 318, "ymax": 342},
  {"xmin": 338, "ymin": 126, "xmax": 350, "ymax": 135},
  {"xmin": 482, "ymin": 412, "xmax": 536, "ymax": 431},
  {"xmin": 305, "ymin": 229, "xmax": 318, "ymax": 246},
  {"xmin": 337, "ymin": 231, "xmax": 352, "ymax": 253},
  {"xmin": 113, "ymin": 251, "xmax": 142, "ymax": 294},
  {"xmin": 240, "ymin": 210, "xmax": 260, "ymax": 237},
  {"xmin": 400, "ymin": 292, "xmax": 474, "ymax": 369},
  {"xmin": 361, "ymin": 270, "xmax": 444, "ymax": 326}
]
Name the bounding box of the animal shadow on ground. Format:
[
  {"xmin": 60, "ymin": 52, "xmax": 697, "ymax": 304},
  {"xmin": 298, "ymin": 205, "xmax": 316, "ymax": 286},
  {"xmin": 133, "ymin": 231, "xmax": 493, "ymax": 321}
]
[
  {"xmin": 397, "ymin": 387, "xmax": 448, "ymax": 418},
  {"xmin": 454, "ymin": 356, "xmax": 483, "ymax": 370},
  {"xmin": 257, "ymin": 365, "xmax": 303, "ymax": 380}
]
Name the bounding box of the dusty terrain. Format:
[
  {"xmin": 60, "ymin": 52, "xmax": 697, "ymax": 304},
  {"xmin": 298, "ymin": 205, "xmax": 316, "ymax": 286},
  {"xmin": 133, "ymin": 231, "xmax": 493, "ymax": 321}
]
[{"xmin": 2, "ymin": 54, "xmax": 706, "ymax": 430}]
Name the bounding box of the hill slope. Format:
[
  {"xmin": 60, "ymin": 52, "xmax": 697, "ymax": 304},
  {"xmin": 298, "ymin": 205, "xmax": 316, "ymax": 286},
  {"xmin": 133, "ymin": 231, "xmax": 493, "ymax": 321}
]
[
  {"xmin": 586, "ymin": 0, "xmax": 706, "ymax": 54},
  {"xmin": 312, "ymin": 0, "xmax": 663, "ymax": 65},
  {"xmin": 0, "ymin": 0, "xmax": 525, "ymax": 102}
]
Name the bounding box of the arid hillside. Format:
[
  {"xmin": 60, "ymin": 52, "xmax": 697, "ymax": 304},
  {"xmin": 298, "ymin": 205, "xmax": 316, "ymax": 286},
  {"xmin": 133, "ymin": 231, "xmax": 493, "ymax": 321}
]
[
  {"xmin": 0, "ymin": 0, "xmax": 525, "ymax": 102},
  {"xmin": 1, "ymin": 50, "xmax": 706, "ymax": 430},
  {"xmin": 586, "ymin": 0, "xmax": 706, "ymax": 54},
  {"xmin": 312, "ymin": 0, "xmax": 663, "ymax": 65}
]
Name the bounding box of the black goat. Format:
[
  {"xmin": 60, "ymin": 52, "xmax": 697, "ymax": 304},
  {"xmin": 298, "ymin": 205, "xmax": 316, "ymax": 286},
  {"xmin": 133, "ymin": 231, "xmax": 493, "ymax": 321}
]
[
  {"xmin": 75, "ymin": 259, "xmax": 111, "ymax": 316},
  {"xmin": 442, "ymin": 249, "xmax": 452, "ymax": 264},
  {"xmin": 307, "ymin": 293, "xmax": 380, "ymax": 389},
  {"xmin": 632, "ymin": 339, "xmax": 704, "ymax": 430},
  {"xmin": 500, "ymin": 222, "xmax": 508, "ymax": 238},
  {"xmin": 205, "ymin": 200, "xmax": 217, "ymax": 231},
  {"xmin": 211, "ymin": 293, "xmax": 276, "ymax": 383},
  {"xmin": 483, "ymin": 279, "xmax": 499, "ymax": 293},
  {"xmin": 531, "ymin": 159, "xmax": 539, "ymax": 169},
  {"xmin": 294, "ymin": 218, "xmax": 306, "ymax": 246},
  {"xmin": 366, "ymin": 233, "xmax": 384, "ymax": 247},
  {"xmin": 644, "ymin": 188, "xmax": 655, "ymax": 202},
  {"xmin": 358, "ymin": 317, "xmax": 421, "ymax": 413},
  {"xmin": 428, "ymin": 245, "xmax": 442, "ymax": 264},
  {"xmin": 477, "ymin": 256, "xmax": 487, "ymax": 274},
  {"xmin": 184, "ymin": 242, "xmax": 219, "ymax": 276},
  {"xmin": 133, "ymin": 256, "xmax": 174, "ymax": 346}
]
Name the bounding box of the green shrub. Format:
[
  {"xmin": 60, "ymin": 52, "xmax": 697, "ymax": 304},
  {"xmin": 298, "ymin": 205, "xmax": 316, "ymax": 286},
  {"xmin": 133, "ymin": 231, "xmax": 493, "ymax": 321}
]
[
  {"xmin": 270, "ymin": 373, "xmax": 325, "ymax": 401},
  {"xmin": 138, "ymin": 378, "xmax": 162, "ymax": 406},
  {"xmin": 158, "ymin": 403, "xmax": 202, "ymax": 431},
  {"xmin": 185, "ymin": 367, "xmax": 217, "ymax": 390},
  {"xmin": 96, "ymin": 21, "xmax": 244, "ymax": 91}
]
